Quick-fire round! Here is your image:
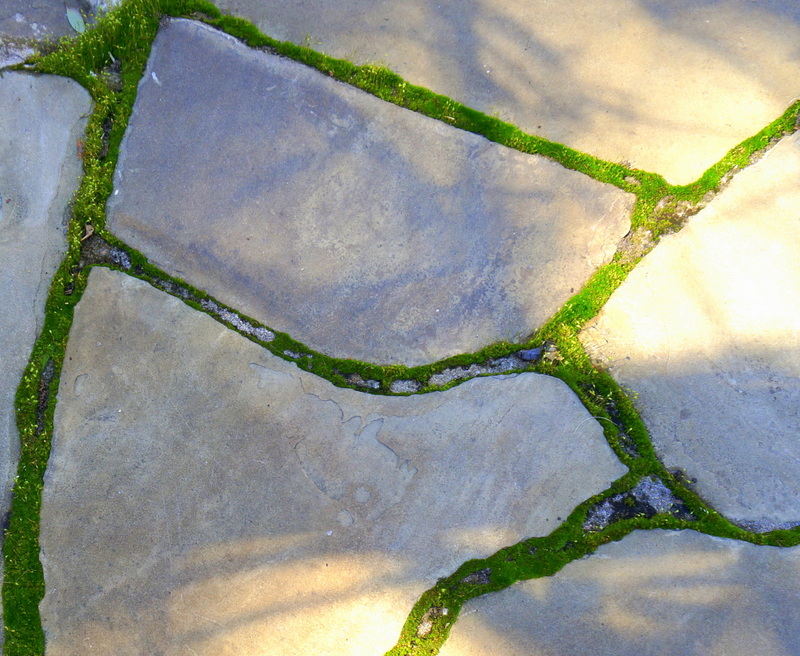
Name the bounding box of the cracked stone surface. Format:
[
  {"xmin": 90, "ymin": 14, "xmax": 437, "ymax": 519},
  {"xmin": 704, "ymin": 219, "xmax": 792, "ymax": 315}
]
[
  {"xmin": 215, "ymin": 0, "xmax": 800, "ymax": 184},
  {"xmin": 39, "ymin": 267, "xmax": 627, "ymax": 655},
  {"xmin": 0, "ymin": 71, "xmax": 90, "ymax": 642},
  {"xmin": 441, "ymin": 529, "xmax": 800, "ymax": 656},
  {"xmin": 581, "ymin": 131, "xmax": 800, "ymax": 528},
  {"xmin": 107, "ymin": 18, "xmax": 632, "ymax": 366}
]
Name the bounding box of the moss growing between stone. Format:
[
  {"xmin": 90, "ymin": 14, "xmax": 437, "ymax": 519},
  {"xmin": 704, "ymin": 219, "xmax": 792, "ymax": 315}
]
[
  {"xmin": 4, "ymin": 0, "xmax": 800, "ymax": 653},
  {"xmin": 3, "ymin": 257, "xmax": 86, "ymax": 653},
  {"xmin": 384, "ymin": 470, "xmax": 800, "ymax": 655}
]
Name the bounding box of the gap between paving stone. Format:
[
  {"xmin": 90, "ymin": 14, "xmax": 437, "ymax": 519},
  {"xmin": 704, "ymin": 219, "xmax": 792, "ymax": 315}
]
[
  {"xmin": 39, "ymin": 267, "xmax": 628, "ymax": 655},
  {"xmin": 580, "ymin": 129, "xmax": 800, "ymax": 531},
  {"xmin": 0, "ymin": 70, "xmax": 90, "ymax": 650},
  {"xmin": 440, "ymin": 529, "xmax": 800, "ymax": 656},
  {"xmin": 78, "ymin": 233, "xmax": 555, "ymax": 394},
  {"xmin": 9, "ymin": 2, "xmax": 800, "ymax": 652}
]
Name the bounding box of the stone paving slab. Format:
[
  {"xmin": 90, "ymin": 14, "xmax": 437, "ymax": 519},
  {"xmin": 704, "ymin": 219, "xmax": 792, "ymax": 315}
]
[
  {"xmin": 0, "ymin": 70, "xmax": 90, "ymax": 643},
  {"xmin": 107, "ymin": 18, "xmax": 633, "ymax": 366},
  {"xmin": 580, "ymin": 131, "xmax": 800, "ymax": 529},
  {"xmin": 440, "ymin": 529, "xmax": 800, "ymax": 656},
  {"xmin": 216, "ymin": 0, "xmax": 800, "ymax": 184},
  {"xmin": 0, "ymin": 0, "xmax": 92, "ymax": 66},
  {"xmin": 0, "ymin": 0, "xmax": 86, "ymax": 40},
  {"xmin": 40, "ymin": 267, "xmax": 627, "ymax": 655}
]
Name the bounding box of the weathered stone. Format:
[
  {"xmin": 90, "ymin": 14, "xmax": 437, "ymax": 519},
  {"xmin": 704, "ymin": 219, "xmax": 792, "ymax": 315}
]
[
  {"xmin": 0, "ymin": 0, "xmax": 102, "ymax": 66},
  {"xmin": 107, "ymin": 18, "xmax": 632, "ymax": 366},
  {"xmin": 215, "ymin": 0, "xmax": 800, "ymax": 184},
  {"xmin": 517, "ymin": 347, "xmax": 543, "ymax": 362},
  {"xmin": 40, "ymin": 267, "xmax": 627, "ymax": 656},
  {"xmin": 0, "ymin": 0, "xmax": 86, "ymax": 40},
  {"xmin": 441, "ymin": 529, "xmax": 800, "ymax": 656},
  {"xmin": 581, "ymin": 131, "xmax": 800, "ymax": 527},
  {"xmin": 0, "ymin": 71, "xmax": 89, "ymax": 644}
]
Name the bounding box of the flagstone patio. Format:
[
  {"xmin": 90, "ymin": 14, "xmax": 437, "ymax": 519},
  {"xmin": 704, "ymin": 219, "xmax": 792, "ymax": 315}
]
[{"xmin": 2, "ymin": 1, "xmax": 800, "ymax": 655}]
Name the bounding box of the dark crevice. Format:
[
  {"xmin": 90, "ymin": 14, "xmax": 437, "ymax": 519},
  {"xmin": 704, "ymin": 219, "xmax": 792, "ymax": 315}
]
[
  {"xmin": 80, "ymin": 234, "xmax": 131, "ymax": 269},
  {"xmin": 35, "ymin": 359, "xmax": 56, "ymax": 437},
  {"xmin": 584, "ymin": 476, "xmax": 696, "ymax": 532}
]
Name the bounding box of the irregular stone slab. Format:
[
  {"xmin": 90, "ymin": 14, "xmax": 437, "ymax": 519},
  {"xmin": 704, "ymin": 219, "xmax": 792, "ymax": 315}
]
[
  {"xmin": 581, "ymin": 131, "xmax": 800, "ymax": 528},
  {"xmin": 0, "ymin": 71, "xmax": 89, "ymax": 644},
  {"xmin": 441, "ymin": 529, "xmax": 800, "ymax": 656},
  {"xmin": 107, "ymin": 18, "xmax": 632, "ymax": 366},
  {"xmin": 215, "ymin": 0, "xmax": 800, "ymax": 185},
  {"xmin": 40, "ymin": 267, "xmax": 627, "ymax": 656}
]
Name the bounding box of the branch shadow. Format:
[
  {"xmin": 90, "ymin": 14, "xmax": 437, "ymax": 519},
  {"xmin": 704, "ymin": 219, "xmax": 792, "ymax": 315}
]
[
  {"xmin": 442, "ymin": 528, "xmax": 800, "ymax": 656},
  {"xmin": 214, "ymin": 0, "xmax": 800, "ymax": 183}
]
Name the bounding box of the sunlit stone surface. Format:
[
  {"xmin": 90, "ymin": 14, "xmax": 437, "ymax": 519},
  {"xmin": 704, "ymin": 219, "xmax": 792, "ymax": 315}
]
[
  {"xmin": 441, "ymin": 530, "xmax": 800, "ymax": 656},
  {"xmin": 107, "ymin": 18, "xmax": 632, "ymax": 366},
  {"xmin": 216, "ymin": 0, "xmax": 800, "ymax": 184},
  {"xmin": 581, "ymin": 131, "xmax": 800, "ymax": 528},
  {"xmin": 40, "ymin": 268, "xmax": 626, "ymax": 655}
]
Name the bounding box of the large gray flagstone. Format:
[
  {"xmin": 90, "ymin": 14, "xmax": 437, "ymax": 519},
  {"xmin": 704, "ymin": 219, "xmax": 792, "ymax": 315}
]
[
  {"xmin": 106, "ymin": 18, "xmax": 632, "ymax": 367},
  {"xmin": 40, "ymin": 267, "xmax": 627, "ymax": 656},
  {"xmin": 440, "ymin": 529, "xmax": 800, "ymax": 656},
  {"xmin": 0, "ymin": 71, "xmax": 90, "ymax": 644},
  {"xmin": 215, "ymin": 0, "xmax": 800, "ymax": 185},
  {"xmin": 580, "ymin": 130, "xmax": 800, "ymax": 529}
]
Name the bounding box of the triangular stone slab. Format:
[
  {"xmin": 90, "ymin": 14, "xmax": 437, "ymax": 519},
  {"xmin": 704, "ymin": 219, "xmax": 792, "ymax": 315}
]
[
  {"xmin": 441, "ymin": 529, "xmax": 800, "ymax": 655},
  {"xmin": 40, "ymin": 267, "xmax": 627, "ymax": 655},
  {"xmin": 581, "ymin": 131, "xmax": 800, "ymax": 528},
  {"xmin": 107, "ymin": 18, "xmax": 632, "ymax": 366}
]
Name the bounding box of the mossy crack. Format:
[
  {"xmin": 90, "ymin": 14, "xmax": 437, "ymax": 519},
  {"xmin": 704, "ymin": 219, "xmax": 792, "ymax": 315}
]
[{"xmin": 4, "ymin": 1, "xmax": 800, "ymax": 654}]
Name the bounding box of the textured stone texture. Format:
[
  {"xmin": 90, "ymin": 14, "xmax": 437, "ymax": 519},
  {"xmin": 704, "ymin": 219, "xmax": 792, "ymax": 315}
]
[
  {"xmin": 0, "ymin": 0, "xmax": 98, "ymax": 65},
  {"xmin": 0, "ymin": 71, "xmax": 89, "ymax": 644},
  {"xmin": 40, "ymin": 267, "xmax": 627, "ymax": 656},
  {"xmin": 581, "ymin": 131, "xmax": 800, "ymax": 528},
  {"xmin": 441, "ymin": 529, "xmax": 800, "ymax": 656},
  {"xmin": 107, "ymin": 18, "xmax": 632, "ymax": 366},
  {"xmin": 0, "ymin": 0, "xmax": 87, "ymax": 39},
  {"xmin": 215, "ymin": 0, "xmax": 800, "ymax": 184}
]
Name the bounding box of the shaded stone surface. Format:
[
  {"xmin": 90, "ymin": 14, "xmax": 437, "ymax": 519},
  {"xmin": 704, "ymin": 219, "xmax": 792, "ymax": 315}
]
[
  {"xmin": 581, "ymin": 131, "xmax": 800, "ymax": 527},
  {"xmin": 0, "ymin": 0, "xmax": 86, "ymax": 39},
  {"xmin": 0, "ymin": 71, "xmax": 89, "ymax": 643},
  {"xmin": 40, "ymin": 267, "xmax": 627, "ymax": 656},
  {"xmin": 107, "ymin": 18, "xmax": 632, "ymax": 366},
  {"xmin": 0, "ymin": 0, "xmax": 89, "ymax": 66},
  {"xmin": 441, "ymin": 529, "xmax": 800, "ymax": 656},
  {"xmin": 215, "ymin": 0, "xmax": 800, "ymax": 184}
]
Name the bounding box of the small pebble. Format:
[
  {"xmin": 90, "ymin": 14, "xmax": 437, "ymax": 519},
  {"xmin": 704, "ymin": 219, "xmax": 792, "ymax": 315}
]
[{"xmin": 517, "ymin": 347, "xmax": 543, "ymax": 362}]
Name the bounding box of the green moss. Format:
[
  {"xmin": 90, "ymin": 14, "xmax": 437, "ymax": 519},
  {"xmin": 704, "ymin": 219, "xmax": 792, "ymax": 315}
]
[
  {"xmin": 682, "ymin": 100, "xmax": 800, "ymax": 198},
  {"xmin": 384, "ymin": 467, "xmax": 800, "ymax": 655},
  {"xmin": 3, "ymin": 258, "xmax": 85, "ymax": 654},
  {"xmin": 4, "ymin": 0, "xmax": 800, "ymax": 653}
]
